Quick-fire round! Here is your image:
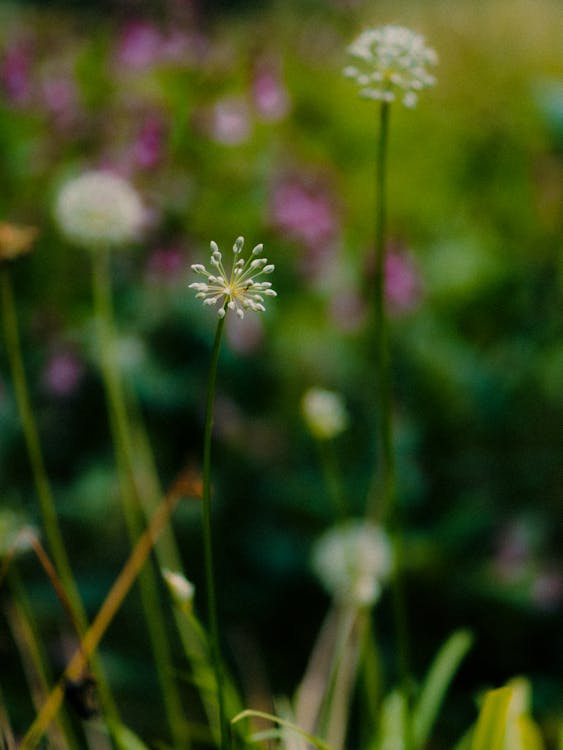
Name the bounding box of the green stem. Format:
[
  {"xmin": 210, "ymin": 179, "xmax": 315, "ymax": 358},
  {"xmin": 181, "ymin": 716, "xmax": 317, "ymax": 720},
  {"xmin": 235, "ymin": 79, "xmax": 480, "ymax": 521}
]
[
  {"xmin": 201, "ymin": 310, "xmax": 229, "ymax": 750},
  {"xmin": 369, "ymin": 103, "xmax": 413, "ymax": 750},
  {"xmin": 317, "ymin": 439, "xmax": 347, "ymax": 521},
  {"xmin": 91, "ymin": 248, "xmax": 189, "ymax": 750},
  {"xmin": 0, "ymin": 265, "xmax": 118, "ymax": 723}
]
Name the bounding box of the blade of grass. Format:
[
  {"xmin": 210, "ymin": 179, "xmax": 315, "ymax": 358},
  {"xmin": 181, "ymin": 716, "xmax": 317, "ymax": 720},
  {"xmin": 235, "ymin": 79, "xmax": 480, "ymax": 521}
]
[
  {"xmin": 232, "ymin": 709, "xmax": 333, "ymax": 750},
  {"xmin": 413, "ymin": 629, "xmax": 473, "ymax": 749},
  {"xmin": 470, "ymin": 687, "xmax": 513, "ymax": 750},
  {"xmin": 18, "ymin": 469, "xmax": 200, "ymax": 749}
]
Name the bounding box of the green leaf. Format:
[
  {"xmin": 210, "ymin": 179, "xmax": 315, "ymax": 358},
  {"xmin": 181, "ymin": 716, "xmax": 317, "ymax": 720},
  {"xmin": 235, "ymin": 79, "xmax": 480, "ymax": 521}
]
[
  {"xmin": 232, "ymin": 709, "xmax": 333, "ymax": 750},
  {"xmin": 470, "ymin": 687, "xmax": 513, "ymax": 750},
  {"xmin": 109, "ymin": 722, "xmax": 152, "ymax": 750},
  {"xmin": 375, "ymin": 690, "xmax": 407, "ymax": 750},
  {"xmin": 413, "ymin": 629, "xmax": 473, "ymax": 749}
]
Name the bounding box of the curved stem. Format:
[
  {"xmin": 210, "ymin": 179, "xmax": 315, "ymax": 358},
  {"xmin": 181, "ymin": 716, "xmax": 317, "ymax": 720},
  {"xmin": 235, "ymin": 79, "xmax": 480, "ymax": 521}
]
[
  {"xmin": 201, "ymin": 310, "xmax": 229, "ymax": 750},
  {"xmin": 91, "ymin": 248, "xmax": 189, "ymax": 749}
]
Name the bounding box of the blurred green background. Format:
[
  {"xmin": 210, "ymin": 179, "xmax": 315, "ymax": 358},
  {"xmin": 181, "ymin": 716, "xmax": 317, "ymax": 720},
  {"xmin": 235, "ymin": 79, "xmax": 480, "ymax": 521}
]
[{"xmin": 0, "ymin": 0, "xmax": 561, "ymax": 745}]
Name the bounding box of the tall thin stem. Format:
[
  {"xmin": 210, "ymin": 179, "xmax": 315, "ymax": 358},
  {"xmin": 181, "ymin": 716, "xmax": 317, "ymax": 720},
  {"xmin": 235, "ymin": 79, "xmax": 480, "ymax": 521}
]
[
  {"xmin": 91, "ymin": 248, "xmax": 189, "ymax": 750},
  {"xmin": 201, "ymin": 311, "xmax": 229, "ymax": 750},
  {"xmin": 0, "ymin": 265, "xmax": 118, "ymax": 722},
  {"xmin": 370, "ymin": 102, "xmax": 413, "ymax": 750}
]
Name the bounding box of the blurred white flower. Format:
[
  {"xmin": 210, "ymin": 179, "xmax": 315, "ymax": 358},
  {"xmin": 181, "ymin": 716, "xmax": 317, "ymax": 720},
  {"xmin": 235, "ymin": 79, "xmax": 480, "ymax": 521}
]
[
  {"xmin": 54, "ymin": 170, "xmax": 145, "ymax": 250},
  {"xmin": 162, "ymin": 568, "xmax": 195, "ymax": 610},
  {"xmin": 0, "ymin": 511, "xmax": 37, "ymax": 557},
  {"xmin": 301, "ymin": 387, "xmax": 349, "ymax": 440},
  {"xmin": 343, "ymin": 25, "xmax": 437, "ymax": 107},
  {"xmin": 312, "ymin": 520, "xmax": 393, "ymax": 607},
  {"xmin": 190, "ymin": 236, "xmax": 277, "ymax": 319}
]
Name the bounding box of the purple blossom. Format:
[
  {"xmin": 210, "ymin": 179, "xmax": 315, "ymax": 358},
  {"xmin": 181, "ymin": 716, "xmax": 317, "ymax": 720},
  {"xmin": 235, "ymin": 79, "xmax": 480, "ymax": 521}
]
[
  {"xmin": 270, "ymin": 175, "xmax": 339, "ymax": 250},
  {"xmin": 145, "ymin": 246, "xmax": 187, "ymax": 281},
  {"xmin": 1, "ymin": 42, "xmax": 33, "ymax": 104},
  {"xmin": 207, "ymin": 97, "xmax": 253, "ymax": 146},
  {"xmin": 253, "ymin": 64, "xmax": 290, "ymax": 121},
  {"xmin": 42, "ymin": 351, "xmax": 84, "ymax": 398},
  {"xmin": 116, "ymin": 21, "xmax": 163, "ymax": 70},
  {"xmin": 384, "ymin": 249, "xmax": 423, "ymax": 315},
  {"xmin": 133, "ymin": 114, "xmax": 167, "ymax": 169},
  {"xmin": 40, "ymin": 75, "xmax": 80, "ymax": 128},
  {"xmin": 270, "ymin": 174, "xmax": 340, "ymax": 279}
]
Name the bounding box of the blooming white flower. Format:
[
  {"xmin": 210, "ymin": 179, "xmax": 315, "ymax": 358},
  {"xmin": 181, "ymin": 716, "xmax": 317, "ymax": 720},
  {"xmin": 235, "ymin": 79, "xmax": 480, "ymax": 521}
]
[
  {"xmin": 343, "ymin": 25, "xmax": 437, "ymax": 107},
  {"xmin": 301, "ymin": 388, "xmax": 349, "ymax": 440},
  {"xmin": 162, "ymin": 568, "xmax": 195, "ymax": 610},
  {"xmin": 311, "ymin": 520, "xmax": 393, "ymax": 607},
  {"xmin": 54, "ymin": 170, "xmax": 145, "ymax": 250},
  {"xmin": 189, "ymin": 236, "xmax": 277, "ymax": 319}
]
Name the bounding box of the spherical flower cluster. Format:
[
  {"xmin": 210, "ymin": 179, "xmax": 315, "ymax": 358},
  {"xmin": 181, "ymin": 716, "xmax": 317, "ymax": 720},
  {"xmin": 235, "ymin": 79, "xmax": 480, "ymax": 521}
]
[
  {"xmin": 190, "ymin": 236, "xmax": 277, "ymax": 320},
  {"xmin": 301, "ymin": 388, "xmax": 349, "ymax": 441},
  {"xmin": 54, "ymin": 170, "xmax": 144, "ymax": 250},
  {"xmin": 343, "ymin": 25, "xmax": 437, "ymax": 107},
  {"xmin": 311, "ymin": 520, "xmax": 393, "ymax": 607}
]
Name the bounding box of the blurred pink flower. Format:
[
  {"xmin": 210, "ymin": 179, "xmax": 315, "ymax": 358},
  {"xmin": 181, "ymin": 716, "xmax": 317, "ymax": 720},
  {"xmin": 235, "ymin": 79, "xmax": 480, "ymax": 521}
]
[
  {"xmin": 1, "ymin": 42, "xmax": 32, "ymax": 104},
  {"xmin": 253, "ymin": 65, "xmax": 290, "ymax": 121},
  {"xmin": 384, "ymin": 249, "xmax": 423, "ymax": 315},
  {"xmin": 43, "ymin": 351, "xmax": 84, "ymax": 398},
  {"xmin": 116, "ymin": 22, "xmax": 163, "ymax": 70},
  {"xmin": 208, "ymin": 97, "xmax": 252, "ymax": 145},
  {"xmin": 145, "ymin": 246, "xmax": 187, "ymax": 281},
  {"xmin": 134, "ymin": 114, "xmax": 167, "ymax": 169},
  {"xmin": 270, "ymin": 174, "xmax": 340, "ymax": 279},
  {"xmin": 40, "ymin": 75, "xmax": 80, "ymax": 128}
]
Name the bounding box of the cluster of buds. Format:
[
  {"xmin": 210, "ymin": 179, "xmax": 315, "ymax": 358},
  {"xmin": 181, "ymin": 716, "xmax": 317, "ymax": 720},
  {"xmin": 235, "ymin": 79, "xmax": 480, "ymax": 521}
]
[{"xmin": 190, "ymin": 236, "xmax": 277, "ymax": 320}]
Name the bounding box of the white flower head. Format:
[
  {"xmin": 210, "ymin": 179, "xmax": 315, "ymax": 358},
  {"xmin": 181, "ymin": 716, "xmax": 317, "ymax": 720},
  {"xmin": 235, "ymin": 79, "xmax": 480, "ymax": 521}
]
[
  {"xmin": 55, "ymin": 170, "xmax": 145, "ymax": 250},
  {"xmin": 343, "ymin": 25, "xmax": 438, "ymax": 107},
  {"xmin": 162, "ymin": 568, "xmax": 195, "ymax": 611},
  {"xmin": 190, "ymin": 236, "xmax": 277, "ymax": 320},
  {"xmin": 301, "ymin": 388, "xmax": 349, "ymax": 441},
  {"xmin": 311, "ymin": 520, "xmax": 393, "ymax": 607}
]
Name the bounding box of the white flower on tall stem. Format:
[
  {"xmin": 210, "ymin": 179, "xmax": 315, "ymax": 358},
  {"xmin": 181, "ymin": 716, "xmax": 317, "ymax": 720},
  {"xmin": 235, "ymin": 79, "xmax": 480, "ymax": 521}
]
[
  {"xmin": 343, "ymin": 25, "xmax": 437, "ymax": 107},
  {"xmin": 312, "ymin": 520, "xmax": 393, "ymax": 608},
  {"xmin": 54, "ymin": 170, "xmax": 145, "ymax": 250},
  {"xmin": 190, "ymin": 236, "xmax": 277, "ymax": 319}
]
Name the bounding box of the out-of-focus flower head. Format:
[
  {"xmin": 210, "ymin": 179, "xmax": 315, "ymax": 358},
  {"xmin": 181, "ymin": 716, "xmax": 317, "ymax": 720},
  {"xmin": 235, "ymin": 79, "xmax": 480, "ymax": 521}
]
[
  {"xmin": 133, "ymin": 114, "xmax": 167, "ymax": 170},
  {"xmin": 270, "ymin": 175, "xmax": 339, "ymax": 251},
  {"xmin": 207, "ymin": 97, "xmax": 253, "ymax": 146},
  {"xmin": 311, "ymin": 520, "xmax": 393, "ymax": 607},
  {"xmin": 253, "ymin": 62, "xmax": 290, "ymax": 121},
  {"xmin": 42, "ymin": 350, "xmax": 84, "ymax": 398},
  {"xmin": 0, "ymin": 222, "xmax": 38, "ymax": 263},
  {"xmin": 0, "ymin": 510, "xmax": 37, "ymax": 558},
  {"xmin": 1, "ymin": 41, "xmax": 33, "ymax": 105},
  {"xmin": 385, "ymin": 249, "xmax": 423, "ymax": 314},
  {"xmin": 301, "ymin": 387, "xmax": 349, "ymax": 441},
  {"xmin": 146, "ymin": 245, "xmax": 187, "ymax": 282},
  {"xmin": 190, "ymin": 236, "xmax": 277, "ymax": 320},
  {"xmin": 54, "ymin": 170, "xmax": 145, "ymax": 250},
  {"xmin": 343, "ymin": 25, "xmax": 437, "ymax": 107},
  {"xmin": 116, "ymin": 21, "xmax": 163, "ymax": 70},
  {"xmin": 162, "ymin": 568, "xmax": 195, "ymax": 612}
]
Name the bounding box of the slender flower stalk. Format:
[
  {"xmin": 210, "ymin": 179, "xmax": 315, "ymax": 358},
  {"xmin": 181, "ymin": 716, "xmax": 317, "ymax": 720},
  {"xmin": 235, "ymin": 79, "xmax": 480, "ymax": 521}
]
[
  {"xmin": 54, "ymin": 171, "xmax": 188, "ymax": 747},
  {"xmin": 190, "ymin": 237, "xmax": 276, "ymax": 750},
  {"xmin": 0, "ymin": 263, "xmax": 119, "ymax": 723},
  {"xmin": 91, "ymin": 247, "xmax": 189, "ymax": 750},
  {"xmin": 344, "ymin": 25, "xmax": 437, "ymax": 750},
  {"xmin": 201, "ymin": 309, "xmax": 229, "ymax": 750}
]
